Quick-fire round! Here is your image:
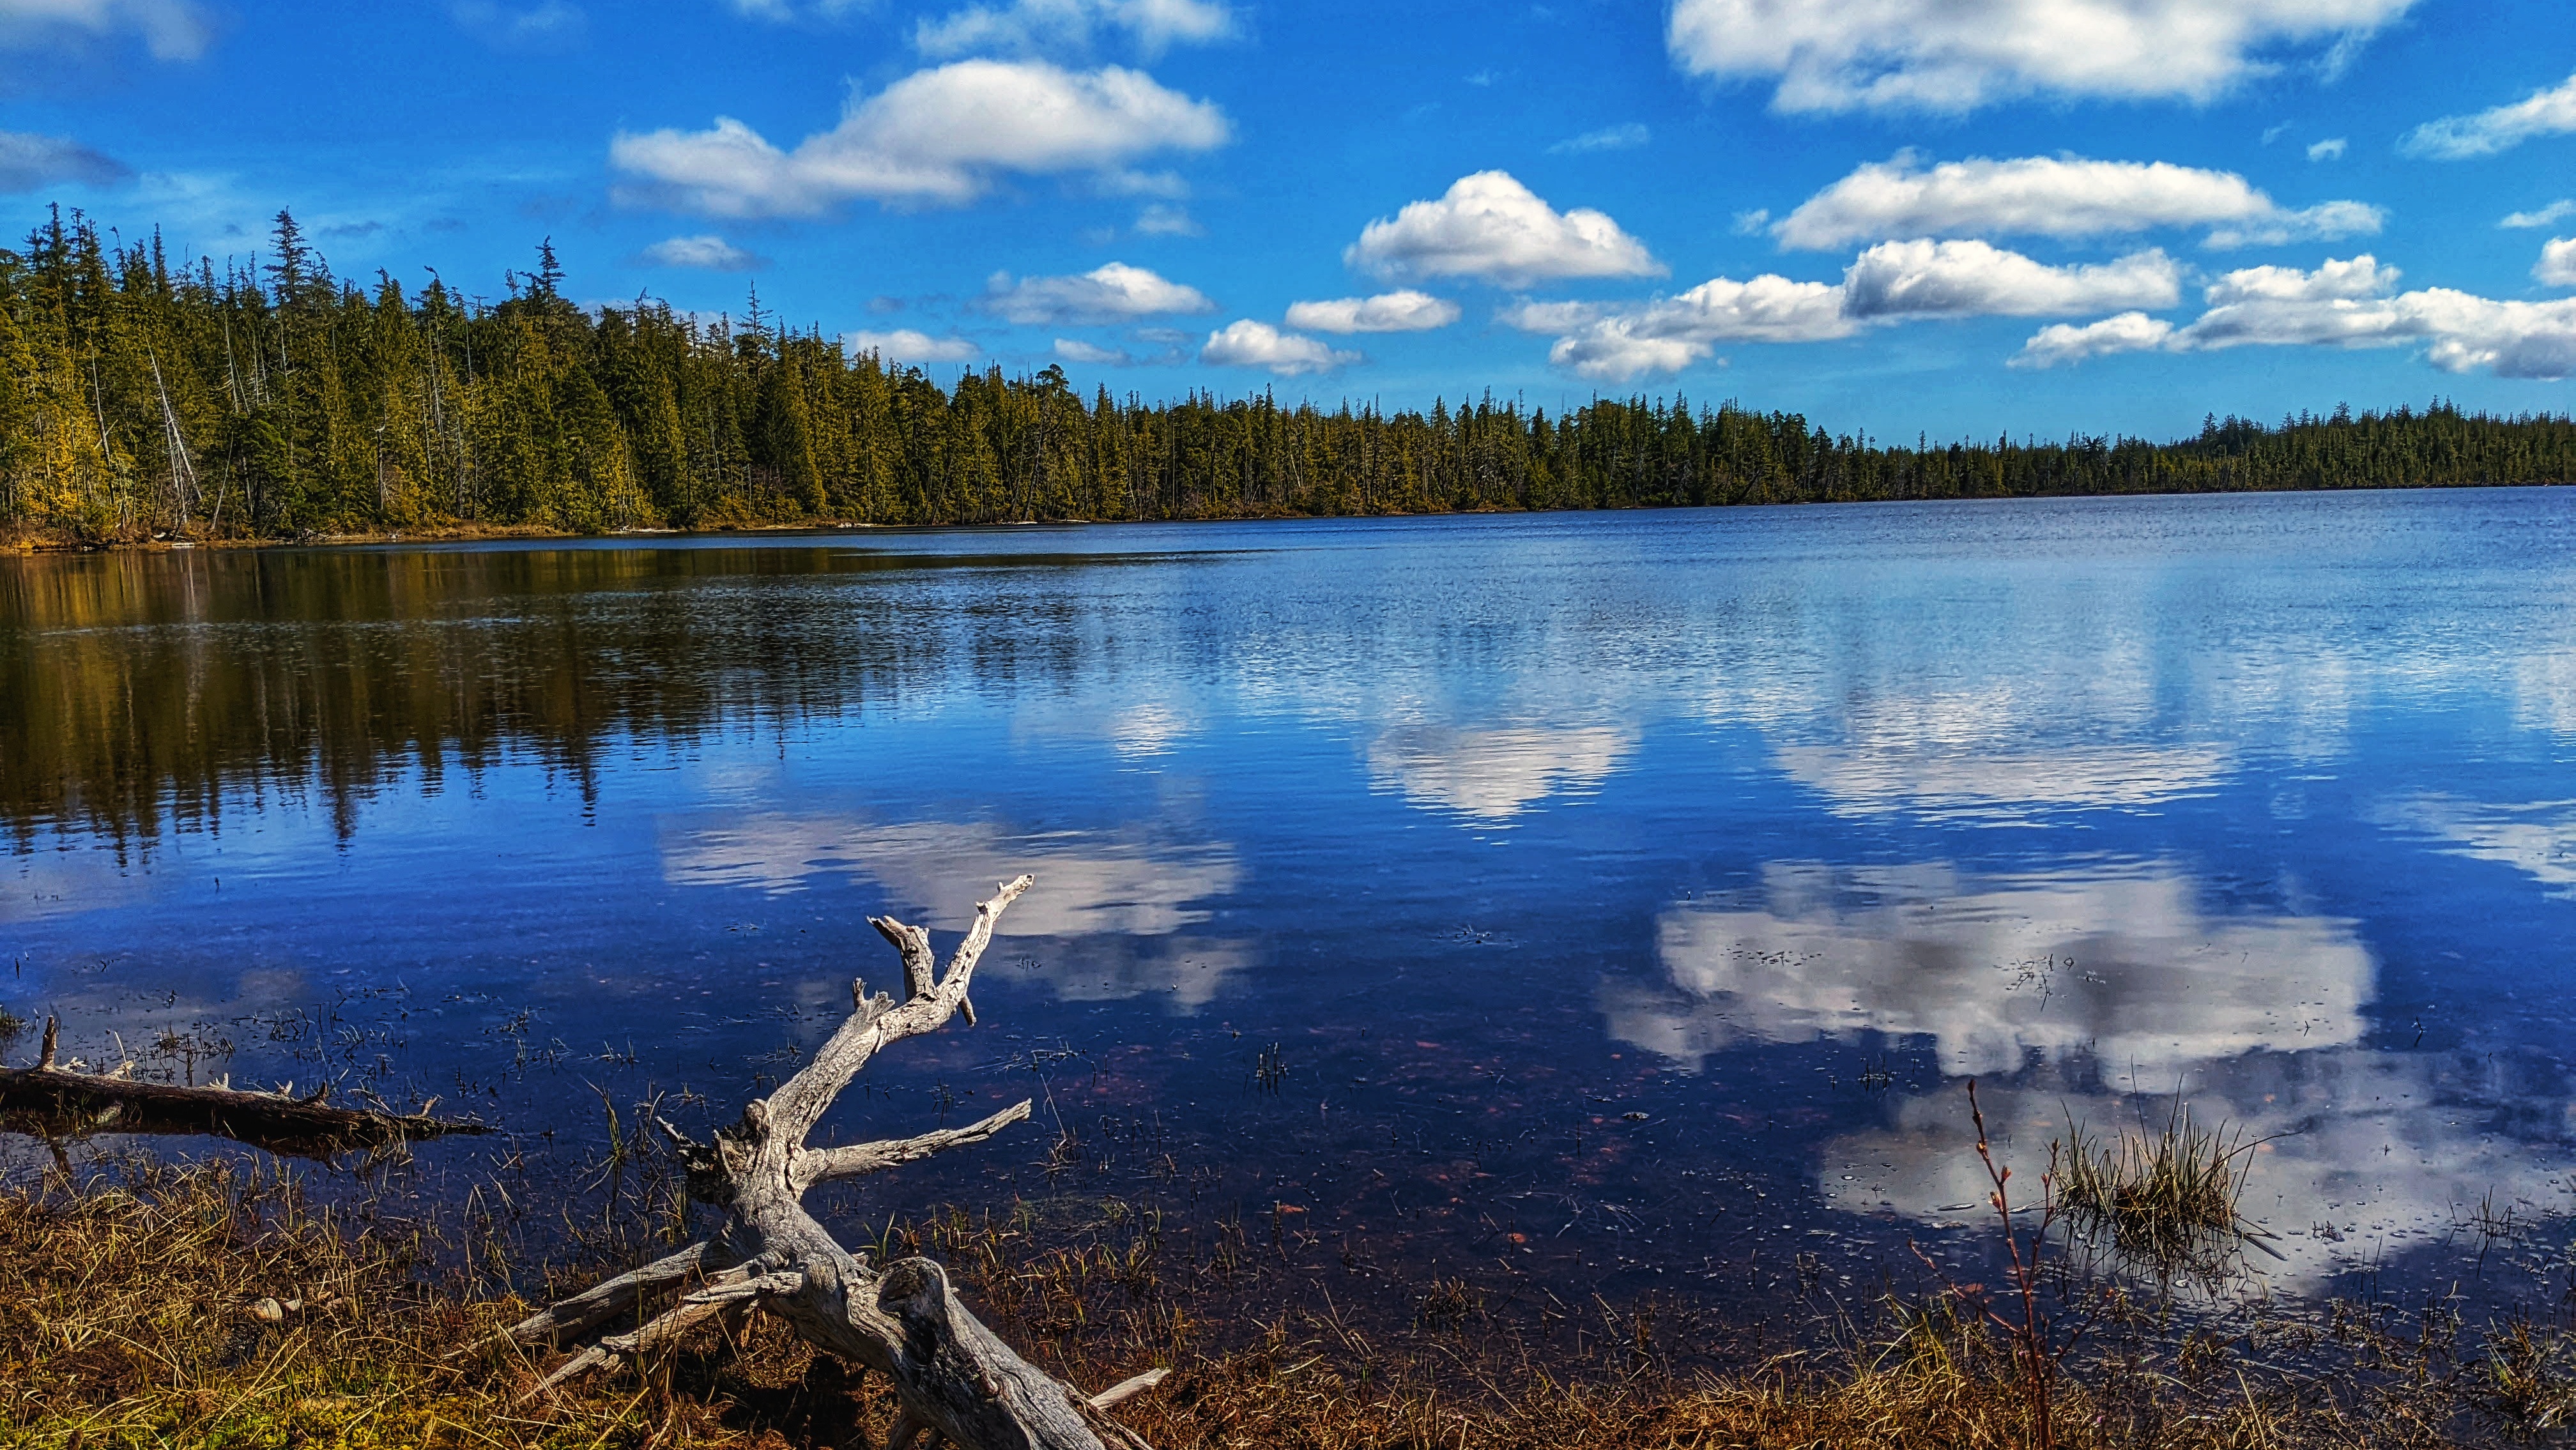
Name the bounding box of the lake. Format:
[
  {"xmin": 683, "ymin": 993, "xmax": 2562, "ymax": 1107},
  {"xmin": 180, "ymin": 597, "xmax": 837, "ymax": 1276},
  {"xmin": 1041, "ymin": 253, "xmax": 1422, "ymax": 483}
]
[{"xmin": 7, "ymin": 489, "xmax": 2576, "ymax": 1320}]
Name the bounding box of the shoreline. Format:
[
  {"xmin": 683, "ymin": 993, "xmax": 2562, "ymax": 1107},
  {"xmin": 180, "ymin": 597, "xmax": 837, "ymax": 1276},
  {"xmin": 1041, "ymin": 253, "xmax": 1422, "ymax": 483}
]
[
  {"xmin": 0, "ymin": 1152, "xmax": 2542, "ymax": 1449},
  {"xmin": 4, "ymin": 475, "xmax": 2567, "ymax": 556}
]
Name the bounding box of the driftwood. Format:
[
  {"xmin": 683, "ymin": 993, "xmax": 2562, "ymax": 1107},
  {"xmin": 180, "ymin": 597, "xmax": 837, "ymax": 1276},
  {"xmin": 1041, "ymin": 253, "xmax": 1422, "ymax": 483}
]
[
  {"xmin": 486, "ymin": 875, "xmax": 1163, "ymax": 1450},
  {"xmin": 0, "ymin": 1016, "xmax": 487, "ymax": 1160}
]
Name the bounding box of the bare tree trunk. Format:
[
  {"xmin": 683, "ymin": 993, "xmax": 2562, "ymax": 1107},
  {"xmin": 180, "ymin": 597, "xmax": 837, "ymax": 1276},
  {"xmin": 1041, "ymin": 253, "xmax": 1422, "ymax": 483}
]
[{"xmin": 489, "ymin": 876, "xmax": 1155, "ymax": 1450}]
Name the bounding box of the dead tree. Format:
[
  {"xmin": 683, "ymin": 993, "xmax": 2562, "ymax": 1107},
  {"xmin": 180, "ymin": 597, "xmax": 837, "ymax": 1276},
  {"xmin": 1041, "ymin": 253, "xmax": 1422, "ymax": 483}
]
[
  {"xmin": 479, "ymin": 875, "xmax": 1160, "ymax": 1450},
  {"xmin": 1, "ymin": 1016, "xmax": 487, "ymax": 1161}
]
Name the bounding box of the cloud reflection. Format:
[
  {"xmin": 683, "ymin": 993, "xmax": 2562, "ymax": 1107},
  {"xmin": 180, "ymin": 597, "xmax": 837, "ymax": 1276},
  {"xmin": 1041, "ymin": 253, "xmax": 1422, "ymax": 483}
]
[
  {"xmin": 1616, "ymin": 860, "xmax": 2370, "ymax": 1076},
  {"xmin": 663, "ymin": 815, "xmax": 1238, "ymax": 935},
  {"xmin": 1609, "ymin": 855, "xmax": 2575, "ymax": 1289},
  {"xmin": 658, "ymin": 814, "xmax": 1250, "ymax": 1009},
  {"xmin": 1365, "ymin": 722, "xmax": 1636, "ymax": 821},
  {"xmin": 1822, "ymin": 1055, "xmax": 2574, "ymax": 1292},
  {"xmin": 2382, "ymin": 794, "xmax": 2576, "ymax": 896}
]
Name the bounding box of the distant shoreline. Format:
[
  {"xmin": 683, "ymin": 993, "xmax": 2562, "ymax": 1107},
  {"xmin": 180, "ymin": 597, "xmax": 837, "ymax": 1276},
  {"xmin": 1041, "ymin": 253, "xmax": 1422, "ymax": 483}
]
[{"xmin": 8, "ymin": 472, "xmax": 2570, "ymax": 555}]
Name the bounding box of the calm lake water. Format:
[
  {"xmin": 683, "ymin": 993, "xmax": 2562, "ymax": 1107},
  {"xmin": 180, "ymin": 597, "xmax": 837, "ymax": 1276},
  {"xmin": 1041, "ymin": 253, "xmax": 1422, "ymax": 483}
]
[{"xmin": 8, "ymin": 489, "xmax": 2576, "ymax": 1317}]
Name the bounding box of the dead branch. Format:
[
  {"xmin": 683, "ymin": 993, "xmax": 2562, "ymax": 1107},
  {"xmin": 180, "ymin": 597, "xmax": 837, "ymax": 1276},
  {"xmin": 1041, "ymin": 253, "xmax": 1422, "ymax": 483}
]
[
  {"xmin": 0, "ymin": 1029, "xmax": 489, "ymax": 1161},
  {"xmin": 498, "ymin": 875, "xmax": 1162, "ymax": 1450},
  {"xmin": 794, "ymin": 1101, "xmax": 1034, "ymax": 1190}
]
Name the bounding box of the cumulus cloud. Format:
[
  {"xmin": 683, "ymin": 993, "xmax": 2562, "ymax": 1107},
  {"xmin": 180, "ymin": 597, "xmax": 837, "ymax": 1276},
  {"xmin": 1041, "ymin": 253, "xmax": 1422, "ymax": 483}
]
[
  {"xmin": 2017, "ymin": 254, "xmax": 2576, "ymax": 379},
  {"xmin": 610, "ymin": 59, "xmax": 1228, "ymax": 216},
  {"xmin": 2306, "ymin": 137, "xmax": 2347, "ymax": 161},
  {"xmin": 0, "ymin": 130, "xmax": 130, "ymax": 192},
  {"xmin": 2402, "ymin": 68, "xmax": 2576, "ymax": 160},
  {"xmin": 2504, "ymin": 200, "xmax": 2576, "ymax": 230},
  {"xmin": 983, "ymin": 261, "xmax": 1214, "ymax": 324},
  {"xmin": 844, "ymin": 328, "xmax": 981, "ymax": 363},
  {"xmin": 638, "ymin": 234, "xmax": 763, "ymax": 271},
  {"xmin": 2540, "ymin": 238, "xmax": 2576, "ymax": 289},
  {"xmin": 2012, "ymin": 311, "xmax": 2175, "ymax": 368},
  {"xmin": 1346, "ymin": 171, "xmax": 1662, "ymax": 287},
  {"xmin": 0, "ymin": 0, "xmax": 209, "ymax": 59},
  {"xmin": 1524, "ymin": 239, "xmax": 2177, "ymax": 381},
  {"xmin": 1666, "ymin": 0, "xmax": 2414, "ymax": 114},
  {"xmin": 1538, "ymin": 275, "xmax": 1855, "ymax": 381},
  {"xmin": 1546, "ymin": 122, "xmax": 1650, "ymax": 155},
  {"xmin": 1283, "ymin": 290, "xmax": 1460, "ymax": 334},
  {"xmin": 1774, "ymin": 153, "xmax": 2380, "ymax": 250},
  {"xmin": 1841, "ymin": 238, "xmax": 2178, "ymax": 319},
  {"xmin": 915, "ymin": 0, "xmax": 1235, "ymax": 59},
  {"xmin": 1199, "ymin": 319, "xmax": 1360, "ymax": 375}
]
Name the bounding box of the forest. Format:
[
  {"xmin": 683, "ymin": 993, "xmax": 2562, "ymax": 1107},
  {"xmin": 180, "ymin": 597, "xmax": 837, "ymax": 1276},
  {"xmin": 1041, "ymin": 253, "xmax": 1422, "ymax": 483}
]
[{"xmin": 4, "ymin": 208, "xmax": 2574, "ymax": 544}]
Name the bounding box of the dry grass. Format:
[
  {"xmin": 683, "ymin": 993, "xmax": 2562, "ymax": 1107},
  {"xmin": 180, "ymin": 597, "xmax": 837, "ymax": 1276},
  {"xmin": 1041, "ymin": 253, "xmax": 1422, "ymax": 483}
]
[{"xmin": 0, "ymin": 1153, "xmax": 2549, "ymax": 1449}]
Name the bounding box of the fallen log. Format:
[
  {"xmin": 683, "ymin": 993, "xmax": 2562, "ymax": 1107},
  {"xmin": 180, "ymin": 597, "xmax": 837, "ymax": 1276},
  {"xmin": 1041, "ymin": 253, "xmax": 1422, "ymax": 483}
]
[
  {"xmin": 1, "ymin": 1017, "xmax": 489, "ymax": 1160},
  {"xmin": 485, "ymin": 875, "xmax": 1163, "ymax": 1450}
]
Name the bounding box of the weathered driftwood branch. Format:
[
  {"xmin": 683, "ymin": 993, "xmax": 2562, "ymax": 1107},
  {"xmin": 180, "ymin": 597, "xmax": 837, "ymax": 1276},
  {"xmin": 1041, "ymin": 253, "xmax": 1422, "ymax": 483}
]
[
  {"xmin": 0, "ymin": 1021, "xmax": 489, "ymax": 1161},
  {"xmin": 500, "ymin": 876, "xmax": 1165, "ymax": 1450}
]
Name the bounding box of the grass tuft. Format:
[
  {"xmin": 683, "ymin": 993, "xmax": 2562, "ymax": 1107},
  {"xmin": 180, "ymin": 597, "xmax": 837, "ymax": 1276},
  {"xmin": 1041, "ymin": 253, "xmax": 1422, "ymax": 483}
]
[{"xmin": 2055, "ymin": 1103, "xmax": 2266, "ymax": 1286}]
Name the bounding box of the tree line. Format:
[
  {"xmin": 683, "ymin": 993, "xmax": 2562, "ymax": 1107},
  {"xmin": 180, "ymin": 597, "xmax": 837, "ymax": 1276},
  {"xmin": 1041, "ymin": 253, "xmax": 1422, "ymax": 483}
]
[{"xmin": 5, "ymin": 208, "xmax": 2573, "ymax": 544}]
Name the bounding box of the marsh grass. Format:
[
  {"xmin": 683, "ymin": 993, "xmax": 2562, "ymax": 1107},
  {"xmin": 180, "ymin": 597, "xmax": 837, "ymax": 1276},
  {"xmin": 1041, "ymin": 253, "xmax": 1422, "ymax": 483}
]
[
  {"xmin": 3, "ymin": 1147, "xmax": 2566, "ymax": 1449},
  {"xmin": 2055, "ymin": 1103, "xmax": 2271, "ymax": 1288}
]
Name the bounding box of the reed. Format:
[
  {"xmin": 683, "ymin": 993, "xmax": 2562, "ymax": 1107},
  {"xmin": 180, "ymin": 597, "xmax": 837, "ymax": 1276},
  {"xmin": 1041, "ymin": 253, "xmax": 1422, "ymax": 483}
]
[{"xmin": 2054, "ymin": 1101, "xmax": 2269, "ymax": 1286}]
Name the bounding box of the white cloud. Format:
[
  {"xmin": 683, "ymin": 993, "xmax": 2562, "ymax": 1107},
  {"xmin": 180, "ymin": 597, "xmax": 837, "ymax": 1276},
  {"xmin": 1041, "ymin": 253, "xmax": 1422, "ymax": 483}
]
[
  {"xmin": 2540, "ymin": 238, "xmax": 2576, "ymax": 289},
  {"xmin": 915, "ymin": 0, "xmax": 1234, "ymax": 59},
  {"xmin": 1522, "ymin": 238, "xmax": 2174, "ymax": 381},
  {"xmin": 1841, "ymin": 238, "xmax": 2179, "ymax": 319},
  {"xmin": 1052, "ymin": 337, "xmax": 1186, "ymax": 366},
  {"xmin": 2020, "ymin": 254, "xmax": 2576, "ymax": 379},
  {"xmin": 452, "ymin": 1, "xmax": 584, "ymax": 49},
  {"xmin": 2402, "ymin": 67, "xmax": 2576, "ymax": 160},
  {"xmin": 1283, "ymin": 289, "xmax": 1460, "ymax": 334},
  {"xmin": 2305, "ymin": 136, "xmax": 2347, "ymax": 161},
  {"xmin": 610, "ymin": 59, "xmax": 1227, "ymax": 216},
  {"xmin": 638, "ymin": 234, "xmax": 762, "ymax": 271},
  {"xmin": 0, "ymin": 0, "xmax": 208, "ymax": 59},
  {"xmin": 1133, "ymin": 201, "xmax": 1199, "ymax": 235},
  {"xmin": 2504, "ymin": 200, "xmax": 2576, "ymax": 230},
  {"xmin": 0, "ymin": 129, "xmax": 128, "ymax": 191},
  {"xmin": 1199, "ymin": 319, "xmax": 1360, "ymax": 375},
  {"xmin": 1345, "ymin": 171, "xmax": 1662, "ymax": 287},
  {"xmin": 985, "ymin": 261, "xmax": 1214, "ymax": 324},
  {"xmin": 1543, "ymin": 275, "xmax": 1855, "ymax": 381},
  {"xmin": 844, "ymin": 328, "xmax": 981, "ymax": 363},
  {"xmin": 1774, "ymin": 153, "xmax": 2380, "ymax": 250},
  {"xmin": 2012, "ymin": 311, "xmax": 2175, "ymax": 368},
  {"xmin": 1546, "ymin": 122, "xmax": 1650, "ymax": 155},
  {"xmin": 2200, "ymin": 199, "xmax": 2384, "ymax": 249},
  {"xmin": 2202, "ymin": 253, "xmax": 2395, "ymax": 305},
  {"xmin": 1666, "ymin": 0, "xmax": 2415, "ymax": 114},
  {"xmin": 1496, "ymin": 299, "xmax": 1607, "ymax": 333}
]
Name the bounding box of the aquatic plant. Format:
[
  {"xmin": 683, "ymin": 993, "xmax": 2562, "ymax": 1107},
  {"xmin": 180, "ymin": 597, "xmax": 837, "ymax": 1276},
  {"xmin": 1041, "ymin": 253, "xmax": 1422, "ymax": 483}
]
[{"xmin": 2054, "ymin": 1101, "xmax": 2272, "ymax": 1288}]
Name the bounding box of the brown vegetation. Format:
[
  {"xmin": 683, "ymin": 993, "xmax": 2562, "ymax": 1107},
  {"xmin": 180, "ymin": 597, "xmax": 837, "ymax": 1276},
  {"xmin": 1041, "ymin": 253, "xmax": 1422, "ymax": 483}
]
[{"xmin": 0, "ymin": 1142, "xmax": 2563, "ymax": 1450}]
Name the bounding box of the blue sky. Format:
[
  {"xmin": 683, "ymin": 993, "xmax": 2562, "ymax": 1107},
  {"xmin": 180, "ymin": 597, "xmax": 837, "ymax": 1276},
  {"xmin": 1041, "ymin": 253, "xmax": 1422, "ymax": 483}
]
[{"xmin": 3, "ymin": 0, "xmax": 2573, "ymax": 439}]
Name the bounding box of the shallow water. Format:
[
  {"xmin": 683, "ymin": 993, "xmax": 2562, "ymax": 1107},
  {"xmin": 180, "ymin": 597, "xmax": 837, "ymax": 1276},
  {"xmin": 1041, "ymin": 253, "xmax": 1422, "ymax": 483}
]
[{"xmin": 8, "ymin": 490, "xmax": 2576, "ymax": 1313}]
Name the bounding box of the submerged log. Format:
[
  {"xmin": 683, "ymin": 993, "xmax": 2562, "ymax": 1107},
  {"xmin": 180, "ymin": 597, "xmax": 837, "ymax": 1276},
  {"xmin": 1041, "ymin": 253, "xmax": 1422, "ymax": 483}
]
[
  {"xmin": 0, "ymin": 1018, "xmax": 489, "ymax": 1159},
  {"xmin": 491, "ymin": 875, "xmax": 1162, "ymax": 1450}
]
